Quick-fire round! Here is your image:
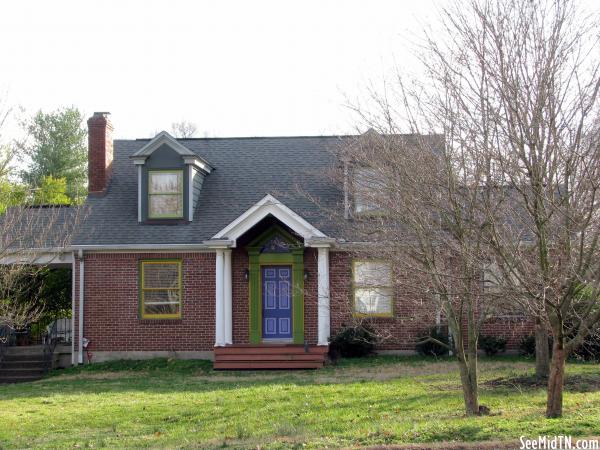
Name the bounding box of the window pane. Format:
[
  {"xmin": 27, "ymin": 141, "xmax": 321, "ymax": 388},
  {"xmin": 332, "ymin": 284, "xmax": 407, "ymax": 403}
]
[
  {"xmin": 354, "ymin": 167, "xmax": 384, "ymax": 213},
  {"xmin": 143, "ymin": 263, "xmax": 180, "ymax": 289},
  {"xmin": 149, "ymin": 194, "xmax": 182, "ymax": 217},
  {"xmin": 143, "ymin": 297, "xmax": 180, "ymax": 316},
  {"xmin": 355, "ymin": 287, "xmax": 393, "ymax": 315},
  {"xmin": 149, "ymin": 172, "xmax": 181, "ymax": 194},
  {"xmin": 354, "ymin": 261, "xmax": 392, "ymax": 286}
]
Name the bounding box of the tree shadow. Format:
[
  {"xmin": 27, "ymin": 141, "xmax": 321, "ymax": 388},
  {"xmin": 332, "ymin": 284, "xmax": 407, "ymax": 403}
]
[{"xmin": 484, "ymin": 373, "xmax": 600, "ymax": 393}]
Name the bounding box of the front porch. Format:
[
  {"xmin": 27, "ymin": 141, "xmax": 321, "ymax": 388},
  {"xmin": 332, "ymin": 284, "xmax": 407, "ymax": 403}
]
[
  {"xmin": 0, "ymin": 254, "xmax": 74, "ymax": 381},
  {"xmin": 206, "ymin": 195, "xmax": 335, "ymax": 369}
]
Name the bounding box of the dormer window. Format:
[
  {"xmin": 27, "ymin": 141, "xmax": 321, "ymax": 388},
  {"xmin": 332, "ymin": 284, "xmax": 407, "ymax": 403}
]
[
  {"xmin": 130, "ymin": 131, "xmax": 214, "ymax": 223},
  {"xmin": 353, "ymin": 166, "xmax": 386, "ymax": 214},
  {"xmin": 148, "ymin": 170, "xmax": 183, "ymax": 219}
]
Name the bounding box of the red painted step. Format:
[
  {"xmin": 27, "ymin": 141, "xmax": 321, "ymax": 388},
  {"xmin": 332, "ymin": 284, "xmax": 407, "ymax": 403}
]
[
  {"xmin": 216, "ymin": 353, "xmax": 324, "ymax": 362},
  {"xmin": 214, "ymin": 360, "xmax": 323, "ymax": 370},
  {"xmin": 214, "ymin": 345, "xmax": 328, "ymax": 355},
  {"xmin": 213, "ymin": 344, "xmax": 328, "ymax": 370}
]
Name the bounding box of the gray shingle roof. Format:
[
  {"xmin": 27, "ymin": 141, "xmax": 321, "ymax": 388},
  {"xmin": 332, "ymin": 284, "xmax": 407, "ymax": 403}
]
[
  {"xmin": 1, "ymin": 205, "xmax": 80, "ymax": 250},
  {"xmin": 73, "ymin": 136, "xmax": 346, "ymax": 246}
]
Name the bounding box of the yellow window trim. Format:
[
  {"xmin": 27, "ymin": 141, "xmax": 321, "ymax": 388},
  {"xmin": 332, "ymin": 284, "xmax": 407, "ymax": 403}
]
[
  {"xmin": 140, "ymin": 259, "xmax": 183, "ymax": 319},
  {"xmin": 352, "ymin": 259, "xmax": 395, "ymax": 318}
]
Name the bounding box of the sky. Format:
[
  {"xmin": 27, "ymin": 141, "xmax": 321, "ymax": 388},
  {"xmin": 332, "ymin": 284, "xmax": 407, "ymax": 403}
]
[
  {"xmin": 0, "ymin": 1, "xmax": 598, "ymax": 140},
  {"xmin": 0, "ymin": 0, "xmax": 441, "ymax": 140}
]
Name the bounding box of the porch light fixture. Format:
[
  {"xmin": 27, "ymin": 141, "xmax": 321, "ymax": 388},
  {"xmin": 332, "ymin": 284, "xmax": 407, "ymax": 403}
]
[
  {"xmin": 244, "ymin": 269, "xmax": 249, "ymax": 282},
  {"xmin": 304, "ymin": 270, "xmax": 309, "ymax": 281}
]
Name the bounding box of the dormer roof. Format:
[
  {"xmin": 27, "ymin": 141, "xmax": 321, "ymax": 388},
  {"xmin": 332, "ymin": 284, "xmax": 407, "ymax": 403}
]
[{"xmin": 130, "ymin": 131, "xmax": 214, "ymax": 173}]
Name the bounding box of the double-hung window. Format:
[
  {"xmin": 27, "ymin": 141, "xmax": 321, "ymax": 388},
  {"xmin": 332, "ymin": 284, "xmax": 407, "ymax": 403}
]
[
  {"xmin": 140, "ymin": 260, "xmax": 182, "ymax": 319},
  {"xmin": 353, "ymin": 166, "xmax": 387, "ymax": 214},
  {"xmin": 483, "ymin": 261, "xmax": 526, "ymax": 317},
  {"xmin": 148, "ymin": 170, "xmax": 183, "ymax": 218},
  {"xmin": 353, "ymin": 260, "xmax": 394, "ymax": 316}
]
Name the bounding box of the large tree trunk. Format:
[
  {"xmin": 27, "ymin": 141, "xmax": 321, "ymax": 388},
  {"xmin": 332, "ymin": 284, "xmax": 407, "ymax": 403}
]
[
  {"xmin": 456, "ymin": 351, "xmax": 479, "ymax": 415},
  {"xmin": 535, "ymin": 318, "xmax": 550, "ymax": 381},
  {"xmin": 446, "ymin": 296, "xmax": 481, "ymax": 416},
  {"xmin": 546, "ymin": 341, "xmax": 566, "ymax": 418}
]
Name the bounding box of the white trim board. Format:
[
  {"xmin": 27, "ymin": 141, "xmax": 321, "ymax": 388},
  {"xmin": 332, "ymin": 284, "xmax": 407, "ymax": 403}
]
[
  {"xmin": 211, "ymin": 194, "xmax": 327, "ymax": 245},
  {"xmin": 130, "ymin": 131, "xmax": 213, "ymax": 173},
  {"xmin": 0, "ymin": 251, "xmax": 73, "ymax": 266}
]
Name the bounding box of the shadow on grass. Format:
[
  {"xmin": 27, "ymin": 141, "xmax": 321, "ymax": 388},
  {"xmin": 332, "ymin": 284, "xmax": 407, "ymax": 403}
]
[
  {"xmin": 328, "ymin": 354, "xmax": 456, "ymax": 368},
  {"xmin": 1, "ymin": 355, "xmax": 593, "ymax": 402},
  {"xmin": 485, "ymin": 373, "xmax": 600, "ymax": 393}
]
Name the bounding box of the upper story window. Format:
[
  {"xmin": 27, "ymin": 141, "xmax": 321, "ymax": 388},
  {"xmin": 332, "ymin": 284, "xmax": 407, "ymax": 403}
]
[
  {"xmin": 353, "ymin": 166, "xmax": 386, "ymax": 214},
  {"xmin": 130, "ymin": 131, "xmax": 214, "ymax": 223},
  {"xmin": 148, "ymin": 170, "xmax": 183, "ymax": 219}
]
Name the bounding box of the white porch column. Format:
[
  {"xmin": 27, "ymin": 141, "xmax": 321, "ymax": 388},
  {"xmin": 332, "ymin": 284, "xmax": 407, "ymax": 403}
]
[
  {"xmin": 223, "ymin": 249, "xmax": 233, "ymax": 345},
  {"xmin": 78, "ymin": 249, "xmax": 84, "ymax": 364},
  {"xmin": 215, "ymin": 249, "xmax": 225, "ymax": 346},
  {"xmin": 317, "ymin": 246, "xmax": 331, "ymax": 346}
]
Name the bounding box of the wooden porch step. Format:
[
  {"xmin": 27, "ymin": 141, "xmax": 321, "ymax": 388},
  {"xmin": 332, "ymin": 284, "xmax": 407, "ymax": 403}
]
[
  {"xmin": 214, "ymin": 345, "xmax": 328, "ymax": 355},
  {"xmin": 2, "ymin": 354, "xmax": 45, "ymax": 362},
  {"xmin": 1, "ymin": 360, "xmax": 46, "ymax": 368},
  {"xmin": 216, "ymin": 353, "xmax": 325, "ymax": 362},
  {"xmin": 213, "ymin": 344, "xmax": 328, "ymax": 370},
  {"xmin": 214, "ymin": 360, "xmax": 324, "ymax": 370},
  {"xmin": 4, "ymin": 345, "xmax": 45, "ymax": 356}
]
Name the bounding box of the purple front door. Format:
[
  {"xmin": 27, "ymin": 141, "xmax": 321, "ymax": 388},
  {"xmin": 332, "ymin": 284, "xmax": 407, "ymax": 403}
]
[{"xmin": 262, "ymin": 266, "xmax": 293, "ymax": 340}]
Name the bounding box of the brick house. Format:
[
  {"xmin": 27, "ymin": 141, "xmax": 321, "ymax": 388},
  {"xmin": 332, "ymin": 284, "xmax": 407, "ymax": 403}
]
[{"xmin": 31, "ymin": 112, "xmax": 534, "ymax": 368}]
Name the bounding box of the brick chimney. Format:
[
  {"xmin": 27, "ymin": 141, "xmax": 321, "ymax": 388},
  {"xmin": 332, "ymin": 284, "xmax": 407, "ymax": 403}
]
[{"xmin": 87, "ymin": 112, "xmax": 114, "ymax": 195}]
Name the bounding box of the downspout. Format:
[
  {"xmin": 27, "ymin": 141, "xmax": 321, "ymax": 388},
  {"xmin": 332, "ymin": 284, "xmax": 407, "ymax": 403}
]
[
  {"xmin": 78, "ymin": 249, "xmax": 84, "ymax": 364},
  {"xmin": 71, "ymin": 251, "xmax": 76, "ymax": 365}
]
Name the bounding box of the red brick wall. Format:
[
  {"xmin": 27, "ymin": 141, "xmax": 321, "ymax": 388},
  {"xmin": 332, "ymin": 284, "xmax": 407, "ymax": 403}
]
[
  {"xmin": 232, "ymin": 248, "xmax": 249, "ymax": 344},
  {"xmin": 75, "ymin": 248, "xmax": 320, "ymax": 353},
  {"xmin": 303, "ymin": 248, "xmax": 318, "ymax": 345},
  {"xmin": 329, "ymin": 251, "xmax": 534, "ymax": 351},
  {"xmin": 480, "ymin": 318, "xmax": 534, "ymax": 350},
  {"xmin": 75, "ymin": 252, "xmax": 215, "ymax": 353},
  {"xmin": 74, "ymin": 249, "xmax": 533, "ymax": 356}
]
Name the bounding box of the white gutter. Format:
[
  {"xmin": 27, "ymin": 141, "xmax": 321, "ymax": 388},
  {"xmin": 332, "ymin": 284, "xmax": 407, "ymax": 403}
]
[
  {"xmin": 71, "ymin": 251, "xmax": 76, "ymax": 365},
  {"xmin": 78, "ymin": 249, "xmax": 84, "ymax": 364}
]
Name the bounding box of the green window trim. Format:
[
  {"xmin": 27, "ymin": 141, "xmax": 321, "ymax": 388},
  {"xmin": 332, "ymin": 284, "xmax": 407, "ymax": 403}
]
[
  {"xmin": 148, "ymin": 169, "xmax": 184, "ymax": 219},
  {"xmin": 352, "ymin": 259, "xmax": 395, "ymax": 318},
  {"xmin": 139, "ymin": 259, "xmax": 183, "ymax": 319},
  {"xmin": 247, "ymin": 225, "xmax": 305, "ymax": 344}
]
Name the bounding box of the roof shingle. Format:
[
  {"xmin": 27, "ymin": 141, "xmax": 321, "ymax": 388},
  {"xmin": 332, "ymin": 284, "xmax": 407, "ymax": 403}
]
[{"xmin": 73, "ymin": 136, "xmax": 345, "ymax": 246}]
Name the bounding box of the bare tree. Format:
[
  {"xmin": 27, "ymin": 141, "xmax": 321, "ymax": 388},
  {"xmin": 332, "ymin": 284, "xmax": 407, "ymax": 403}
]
[
  {"xmin": 341, "ymin": 0, "xmax": 599, "ymax": 419},
  {"xmin": 331, "ymin": 127, "xmax": 499, "ymax": 417},
  {"xmin": 0, "ymin": 102, "xmax": 84, "ymax": 335},
  {"xmin": 171, "ymin": 121, "xmax": 198, "ymax": 138},
  {"xmin": 461, "ymin": 0, "xmax": 600, "ymax": 418},
  {"xmin": 0, "ymin": 204, "xmax": 81, "ymax": 332}
]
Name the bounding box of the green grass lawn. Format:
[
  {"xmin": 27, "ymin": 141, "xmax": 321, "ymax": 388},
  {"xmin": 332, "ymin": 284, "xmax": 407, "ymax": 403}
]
[{"xmin": 0, "ymin": 356, "xmax": 599, "ymax": 449}]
